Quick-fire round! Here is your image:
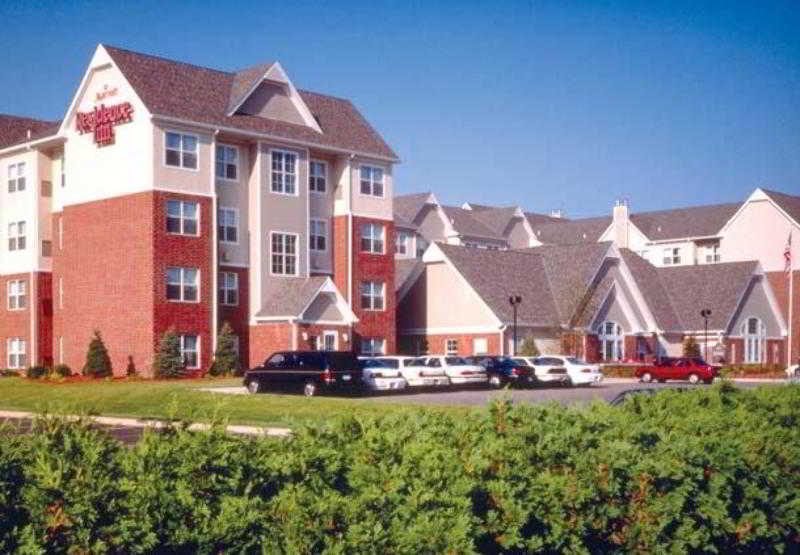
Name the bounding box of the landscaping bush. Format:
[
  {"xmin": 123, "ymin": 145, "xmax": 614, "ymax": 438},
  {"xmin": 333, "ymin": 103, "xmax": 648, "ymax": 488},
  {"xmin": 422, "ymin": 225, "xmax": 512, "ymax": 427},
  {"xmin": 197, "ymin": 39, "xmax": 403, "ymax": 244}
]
[
  {"xmin": 82, "ymin": 330, "xmax": 112, "ymax": 378},
  {"xmin": 154, "ymin": 328, "xmax": 185, "ymax": 379},
  {"xmin": 599, "ymin": 364, "xmax": 637, "ymax": 377},
  {"xmin": 719, "ymin": 364, "xmax": 786, "ymax": 377},
  {"xmin": 0, "ymin": 369, "xmax": 21, "ymax": 377},
  {"xmin": 25, "ymin": 366, "xmax": 48, "ymax": 379},
  {"xmin": 1, "ymin": 385, "xmax": 799, "ymax": 552},
  {"xmin": 53, "ymin": 364, "xmax": 72, "ymax": 378},
  {"xmin": 209, "ymin": 322, "xmax": 239, "ymax": 377}
]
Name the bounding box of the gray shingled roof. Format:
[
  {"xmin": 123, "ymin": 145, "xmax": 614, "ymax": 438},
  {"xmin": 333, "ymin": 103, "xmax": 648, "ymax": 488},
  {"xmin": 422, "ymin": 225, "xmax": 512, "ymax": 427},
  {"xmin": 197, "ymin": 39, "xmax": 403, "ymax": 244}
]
[
  {"xmin": 0, "ymin": 114, "xmax": 60, "ymax": 150},
  {"xmin": 395, "ymin": 259, "xmax": 423, "ymax": 292},
  {"xmin": 256, "ymin": 276, "xmax": 328, "ymax": 318},
  {"xmin": 440, "ymin": 206, "xmax": 505, "ymax": 241},
  {"xmin": 467, "ymin": 206, "xmax": 521, "ymax": 237},
  {"xmin": 618, "ymin": 250, "xmax": 682, "ymax": 331},
  {"xmin": 763, "ymin": 189, "xmax": 800, "ymax": 227},
  {"xmin": 630, "ymin": 203, "xmax": 741, "ymax": 240},
  {"xmin": 530, "ymin": 216, "xmax": 612, "ymax": 245},
  {"xmin": 393, "ymin": 193, "xmax": 433, "ymax": 226},
  {"xmin": 227, "ymin": 62, "xmax": 275, "ymax": 113},
  {"xmin": 104, "ymin": 45, "xmax": 398, "ymax": 160}
]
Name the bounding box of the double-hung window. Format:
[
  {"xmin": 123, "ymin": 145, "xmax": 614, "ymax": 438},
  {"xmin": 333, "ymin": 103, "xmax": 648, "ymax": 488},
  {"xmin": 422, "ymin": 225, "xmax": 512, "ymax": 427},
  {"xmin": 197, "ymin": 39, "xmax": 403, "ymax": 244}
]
[
  {"xmin": 215, "ymin": 145, "xmax": 238, "ymax": 181},
  {"xmin": 271, "ymin": 232, "xmax": 297, "ymax": 275},
  {"xmin": 310, "ymin": 219, "xmax": 327, "ymax": 251},
  {"xmin": 219, "ymin": 271, "xmax": 238, "ymax": 306},
  {"xmin": 7, "ymin": 280, "xmax": 26, "ymax": 310},
  {"xmin": 8, "ymin": 222, "xmax": 25, "ymax": 251},
  {"xmin": 360, "ymin": 223, "xmax": 384, "ymax": 254},
  {"xmin": 360, "ymin": 166, "xmax": 384, "ymax": 197},
  {"xmin": 166, "ymin": 200, "xmax": 199, "ymax": 235},
  {"xmin": 7, "ymin": 338, "xmax": 25, "ymax": 368},
  {"xmin": 180, "ymin": 334, "xmax": 199, "ymax": 369},
  {"xmin": 165, "ymin": 132, "xmax": 198, "ymax": 169},
  {"xmin": 218, "ymin": 207, "xmax": 238, "ymax": 243},
  {"xmin": 8, "ymin": 162, "xmax": 25, "ymax": 192},
  {"xmin": 705, "ymin": 244, "xmax": 720, "ymax": 264},
  {"xmin": 360, "ymin": 281, "xmax": 385, "ymax": 311},
  {"xmin": 271, "ymin": 150, "xmax": 297, "ymax": 194},
  {"xmin": 361, "ymin": 337, "xmax": 385, "ymax": 356},
  {"xmin": 662, "ymin": 247, "xmax": 680, "ymax": 265},
  {"xmin": 446, "ymin": 339, "xmax": 459, "ymax": 356},
  {"xmin": 166, "ymin": 267, "xmax": 199, "ymax": 302},
  {"xmin": 395, "ymin": 231, "xmax": 409, "ymax": 255},
  {"xmin": 309, "ymin": 160, "xmax": 327, "ymax": 193}
]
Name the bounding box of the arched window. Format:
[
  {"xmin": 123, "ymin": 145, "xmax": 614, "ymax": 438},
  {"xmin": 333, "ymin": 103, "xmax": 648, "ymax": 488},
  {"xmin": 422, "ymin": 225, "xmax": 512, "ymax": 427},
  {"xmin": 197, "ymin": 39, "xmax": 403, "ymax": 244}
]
[
  {"xmin": 740, "ymin": 317, "xmax": 765, "ymax": 364},
  {"xmin": 597, "ymin": 321, "xmax": 624, "ymax": 361}
]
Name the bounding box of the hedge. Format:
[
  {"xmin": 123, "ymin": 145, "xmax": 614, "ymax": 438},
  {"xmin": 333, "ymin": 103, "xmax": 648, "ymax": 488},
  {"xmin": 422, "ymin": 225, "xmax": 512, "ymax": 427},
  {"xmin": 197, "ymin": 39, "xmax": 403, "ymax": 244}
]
[{"xmin": 2, "ymin": 384, "xmax": 800, "ymax": 552}]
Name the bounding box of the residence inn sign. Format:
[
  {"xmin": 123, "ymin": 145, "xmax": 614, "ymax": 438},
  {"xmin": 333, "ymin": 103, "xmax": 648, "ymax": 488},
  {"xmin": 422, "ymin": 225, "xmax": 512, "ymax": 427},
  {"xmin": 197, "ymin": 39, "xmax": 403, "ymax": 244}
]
[{"xmin": 75, "ymin": 101, "xmax": 133, "ymax": 146}]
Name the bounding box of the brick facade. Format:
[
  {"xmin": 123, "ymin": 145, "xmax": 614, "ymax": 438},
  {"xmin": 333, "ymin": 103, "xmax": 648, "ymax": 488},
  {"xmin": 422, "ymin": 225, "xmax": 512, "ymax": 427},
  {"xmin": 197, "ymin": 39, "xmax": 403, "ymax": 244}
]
[
  {"xmin": 35, "ymin": 272, "xmax": 53, "ymax": 367},
  {"xmin": 397, "ymin": 333, "xmax": 501, "ymax": 357},
  {"xmin": 0, "ymin": 272, "xmax": 33, "ymax": 370},
  {"xmin": 766, "ymin": 270, "xmax": 799, "ymax": 365},
  {"xmin": 219, "ymin": 265, "xmax": 249, "ymax": 369},
  {"xmin": 249, "ymin": 321, "xmax": 353, "ymax": 366}
]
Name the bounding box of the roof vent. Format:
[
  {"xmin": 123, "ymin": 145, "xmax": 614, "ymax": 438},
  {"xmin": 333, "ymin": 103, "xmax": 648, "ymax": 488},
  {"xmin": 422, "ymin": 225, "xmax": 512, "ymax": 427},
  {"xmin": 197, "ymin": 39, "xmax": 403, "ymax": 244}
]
[
  {"xmin": 26, "ymin": 129, "xmax": 32, "ymax": 140},
  {"xmin": 550, "ymin": 209, "xmax": 564, "ymax": 219},
  {"xmin": 582, "ymin": 233, "xmax": 587, "ymax": 239},
  {"xmin": 657, "ymin": 226, "xmax": 662, "ymax": 232}
]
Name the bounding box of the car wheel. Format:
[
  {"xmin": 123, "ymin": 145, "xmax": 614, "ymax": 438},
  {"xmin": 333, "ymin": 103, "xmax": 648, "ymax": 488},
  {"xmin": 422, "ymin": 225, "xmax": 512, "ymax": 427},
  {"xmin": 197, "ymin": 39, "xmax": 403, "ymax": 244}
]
[
  {"xmin": 563, "ymin": 377, "xmax": 573, "ymax": 388},
  {"xmin": 303, "ymin": 380, "xmax": 318, "ymax": 397},
  {"xmin": 658, "ymin": 379, "xmax": 666, "ymax": 383},
  {"xmin": 688, "ymin": 373, "xmax": 700, "ymax": 385},
  {"xmin": 641, "ymin": 372, "xmax": 653, "ymax": 383},
  {"xmin": 246, "ymin": 379, "xmax": 262, "ymax": 394},
  {"xmin": 703, "ymin": 378, "xmax": 713, "ymax": 384},
  {"xmin": 488, "ymin": 375, "xmax": 503, "ymax": 388}
]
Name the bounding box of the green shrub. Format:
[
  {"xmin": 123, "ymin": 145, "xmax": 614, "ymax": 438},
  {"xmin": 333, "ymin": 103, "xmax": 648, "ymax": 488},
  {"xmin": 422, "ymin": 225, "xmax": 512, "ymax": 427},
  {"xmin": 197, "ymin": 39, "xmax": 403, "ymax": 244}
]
[
  {"xmin": 25, "ymin": 366, "xmax": 48, "ymax": 379},
  {"xmin": 154, "ymin": 328, "xmax": 185, "ymax": 379},
  {"xmin": 600, "ymin": 364, "xmax": 637, "ymax": 377},
  {"xmin": 719, "ymin": 363, "xmax": 786, "ymax": 377},
  {"xmin": 682, "ymin": 334, "xmax": 701, "ymax": 358},
  {"xmin": 53, "ymin": 364, "xmax": 72, "ymax": 378},
  {"xmin": 82, "ymin": 330, "xmax": 112, "ymax": 378},
  {"xmin": 2, "ymin": 386, "xmax": 800, "ymax": 552},
  {"xmin": 0, "ymin": 369, "xmax": 21, "ymax": 377},
  {"xmin": 518, "ymin": 336, "xmax": 540, "ymax": 357},
  {"xmin": 209, "ymin": 322, "xmax": 239, "ymax": 377}
]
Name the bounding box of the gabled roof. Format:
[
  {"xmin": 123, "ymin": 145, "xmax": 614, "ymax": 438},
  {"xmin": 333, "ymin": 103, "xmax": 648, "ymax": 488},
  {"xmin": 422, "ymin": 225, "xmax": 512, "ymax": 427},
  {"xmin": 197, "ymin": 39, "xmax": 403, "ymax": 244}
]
[
  {"xmin": 395, "ymin": 258, "xmax": 423, "ymax": 292},
  {"xmin": 103, "ymin": 45, "xmax": 398, "ymax": 160},
  {"xmin": 618, "ymin": 250, "xmax": 681, "ymax": 331},
  {"xmin": 762, "ymin": 189, "xmax": 800, "ymax": 227},
  {"xmin": 256, "ymin": 277, "xmax": 329, "ymax": 318},
  {"xmin": 440, "ymin": 205, "xmax": 505, "ymax": 241},
  {"xmin": 0, "ymin": 114, "xmax": 60, "ymax": 150},
  {"xmin": 227, "ymin": 62, "xmax": 275, "ymax": 114},
  {"xmin": 629, "ymin": 202, "xmax": 741, "ymax": 240},
  {"xmin": 467, "ymin": 206, "xmax": 522, "ymax": 237},
  {"xmin": 530, "ymin": 216, "xmax": 612, "ymax": 245},
  {"xmin": 393, "ymin": 192, "xmax": 435, "ymax": 225}
]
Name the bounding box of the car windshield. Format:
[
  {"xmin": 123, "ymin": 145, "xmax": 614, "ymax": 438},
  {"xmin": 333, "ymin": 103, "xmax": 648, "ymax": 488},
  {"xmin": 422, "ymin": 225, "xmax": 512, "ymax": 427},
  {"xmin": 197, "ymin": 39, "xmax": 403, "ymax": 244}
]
[
  {"xmin": 381, "ymin": 359, "xmax": 399, "ymax": 369},
  {"xmin": 408, "ymin": 358, "xmax": 426, "ymax": 366},
  {"xmin": 362, "ymin": 359, "xmax": 389, "ymax": 368},
  {"xmin": 445, "ymin": 357, "xmax": 470, "ymax": 366},
  {"xmin": 566, "ymin": 357, "xmax": 585, "ymax": 364}
]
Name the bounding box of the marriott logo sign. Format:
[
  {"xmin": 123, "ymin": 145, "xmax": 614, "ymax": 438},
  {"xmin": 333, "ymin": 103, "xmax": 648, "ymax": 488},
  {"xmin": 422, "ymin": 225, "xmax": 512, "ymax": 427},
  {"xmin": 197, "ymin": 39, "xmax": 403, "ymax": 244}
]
[{"xmin": 75, "ymin": 102, "xmax": 134, "ymax": 146}]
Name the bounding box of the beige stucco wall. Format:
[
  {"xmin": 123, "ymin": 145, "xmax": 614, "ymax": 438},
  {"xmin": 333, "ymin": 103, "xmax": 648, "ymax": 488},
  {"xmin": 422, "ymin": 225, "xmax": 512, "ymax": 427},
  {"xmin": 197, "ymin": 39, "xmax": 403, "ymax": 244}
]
[
  {"xmin": 350, "ymin": 158, "xmax": 393, "ymax": 220},
  {"xmin": 0, "ymin": 149, "xmax": 40, "ymax": 275},
  {"xmin": 152, "ymin": 123, "xmax": 213, "ymax": 195},
  {"xmin": 728, "ymin": 277, "xmax": 783, "ymax": 338},
  {"xmin": 238, "ymin": 81, "xmax": 306, "ymax": 126},
  {"xmin": 721, "ymin": 198, "xmax": 800, "ymax": 272},
  {"xmin": 505, "ymin": 218, "xmax": 532, "ymax": 248},
  {"xmin": 415, "ymin": 204, "xmax": 448, "ymax": 243},
  {"xmin": 309, "ymin": 152, "xmax": 336, "ymax": 273},
  {"xmin": 36, "ymin": 150, "xmax": 53, "ymax": 271},
  {"xmin": 215, "ymin": 138, "xmax": 250, "ymax": 267}
]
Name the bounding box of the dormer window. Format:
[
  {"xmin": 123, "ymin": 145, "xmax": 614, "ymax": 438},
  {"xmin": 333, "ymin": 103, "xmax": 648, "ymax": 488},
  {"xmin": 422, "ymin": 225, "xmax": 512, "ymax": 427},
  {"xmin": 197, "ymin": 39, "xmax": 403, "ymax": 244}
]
[
  {"xmin": 215, "ymin": 145, "xmax": 238, "ymax": 181},
  {"xmin": 360, "ymin": 166, "xmax": 384, "ymax": 197}
]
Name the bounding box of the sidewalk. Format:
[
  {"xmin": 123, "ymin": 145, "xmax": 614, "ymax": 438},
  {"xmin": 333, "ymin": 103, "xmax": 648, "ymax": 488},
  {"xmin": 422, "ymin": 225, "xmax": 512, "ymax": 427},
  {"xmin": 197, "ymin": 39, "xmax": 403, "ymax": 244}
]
[
  {"xmin": 0, "ymin": 409, "xmax": 292, "ymax": 437},
  {"xmin": 602, "ymin": 376, "xmax": 790, "ymax": 384}
]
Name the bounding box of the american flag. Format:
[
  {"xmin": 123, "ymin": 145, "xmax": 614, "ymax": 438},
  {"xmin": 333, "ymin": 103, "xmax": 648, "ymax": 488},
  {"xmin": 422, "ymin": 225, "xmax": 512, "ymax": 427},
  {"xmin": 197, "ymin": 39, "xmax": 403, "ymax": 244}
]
[{"xmin": 786, "ymin": 231, "xmax": 793, "ymax": 274}]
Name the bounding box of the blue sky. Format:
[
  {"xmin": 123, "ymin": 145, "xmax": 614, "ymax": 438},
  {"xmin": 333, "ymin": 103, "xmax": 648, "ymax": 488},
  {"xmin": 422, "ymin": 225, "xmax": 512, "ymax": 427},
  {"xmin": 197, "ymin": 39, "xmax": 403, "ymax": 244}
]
[{"xmin": 1, "ymin": 0, "xmax": 797, "ymax": 218}]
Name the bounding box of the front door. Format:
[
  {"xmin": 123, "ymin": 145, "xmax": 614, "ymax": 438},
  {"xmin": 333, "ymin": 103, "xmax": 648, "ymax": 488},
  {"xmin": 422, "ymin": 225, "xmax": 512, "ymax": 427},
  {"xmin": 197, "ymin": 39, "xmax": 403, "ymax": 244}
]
[{"xmin": 323, "ymin": 331, "xmax": 337, "ymax": 351}]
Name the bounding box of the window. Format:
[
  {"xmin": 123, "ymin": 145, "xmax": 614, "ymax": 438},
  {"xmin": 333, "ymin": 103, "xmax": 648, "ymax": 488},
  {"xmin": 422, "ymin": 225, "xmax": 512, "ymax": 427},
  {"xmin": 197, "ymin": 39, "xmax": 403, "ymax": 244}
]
[
  {"xmin": 8, "ymin": 162, "xmax": 25, "ymax": 192},
  {"xmin": 218, "ymin": 207, "xmax": 238, "ymax": 243},
  {"xmin": 219, "ymin": 271, "xmax": 238, "ymax": 306},
  {"xmin": 360, "ymin": 281, "xmax": 385, "ymax": 311},
  {"xmin": 310, "ymin": 219, "xmax": 327, "ymax": 251},
  {"xmin": 270, "ymin": 232, "xmax": 297, "ymax": 275},
  {"xmin": 597, "ymin": 321, "xmax": 624, "ymax": 361},
  {"xmin": 215, "ymin": 145, "xmax": 238, "ymax": 180},
  {"xmin": 360, "ymin": 223, "xmax": 384, "ymax": 254},
  {"xmin": 41, "ymin": 240, "xmax": 52, "ymax": 258},
  {"xmin": 704, "ymin": 244, "xmax": 721, "ymax": 264},
  {"xmin": 180, "ymin": 334, "xmax": 199, "ymax": 369},
  {"xmin": 741, "ymin": 317, "xmax": 765, "ymax": 364},
  {"xmin": 7, "ymin": 280, "xmax": 26, "ymax": 310},
  {"xmin": 41, "ymin": 180, "xmax": 52, "ymax": 197},
  {"xmin": 166, "ymin": 200, "xmax": 198, "ymax": 235},
  {"xmin": 473, "ymin": 338, "xmax": 488, "ymax": 355},
  {"xmin": 361, "ymin": 337, "xmax": 385, "ymax": 356},
  {"xmin": 165, "ymin": 132, "xmax": 198, "ymax": 169},
  {"xmin": 60, "ymin": 154, "xmax": 66, "ymax": 188},
  {"xmin": 639, "ymin": 250, "xmax": 649, "ymax": 262},
  {"xmin": 446, "ymin": 339, "xmax": 459, "ymax": 356},
  {"xmin": 321, "ymin": 331, "xmax": 337, "ymax": 351},
  {"xmin": 309, "ymin": 160, "xmax": 327, "ymax": 193},
  {"xmin": 395, "ymin": 231, "xmax": 409, "ymax": 255},
  {"xmin": 360, "ymin": 166, "xmax": 384, "ymax": 197},
  {"xmin": 166, "ymin": 267, "xmax": 199, "ymax": 302},
  {"xmin": 662, "ymin": 247, "xmax": 680, "ymax": 265},
  {"xmin": 271, "ymin": 150, "xmax": 297, "ymax": 194},
  {"xmin": 7, "ymin": 338, "xmax": 25, "ymax": 368},
  {"xmin": 417, "ymin": 236, "xmax": 429, "ymax": 257},
  {"xmin": 8, "ymin": 222, "xmax": 25, "ymax": 251}
]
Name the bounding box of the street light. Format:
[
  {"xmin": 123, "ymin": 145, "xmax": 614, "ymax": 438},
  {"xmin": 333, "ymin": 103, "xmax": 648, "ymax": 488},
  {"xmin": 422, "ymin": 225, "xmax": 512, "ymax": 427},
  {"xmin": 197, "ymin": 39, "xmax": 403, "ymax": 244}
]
[
  {"xmin": 509, "ymin": 295, "xmax": 522, "ymax": 356},
  {"xmin": 700, "ymin": 309, "xmax": 712, "ymax": 363}
]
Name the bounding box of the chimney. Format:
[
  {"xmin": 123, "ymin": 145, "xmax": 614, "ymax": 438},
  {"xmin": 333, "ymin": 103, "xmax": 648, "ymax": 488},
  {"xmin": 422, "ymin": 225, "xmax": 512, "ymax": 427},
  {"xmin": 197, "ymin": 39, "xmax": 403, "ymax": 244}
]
[
  {"xmin": 549, "ymin": 209, "xmax": 564, "ymax": 219},
  {"xmin": 613, "ymin": 199, "xmax": 629, "ymax": 249},
  {"xmin": 26, "ymin": 129, "xmax": 32, "ymax": 140}
]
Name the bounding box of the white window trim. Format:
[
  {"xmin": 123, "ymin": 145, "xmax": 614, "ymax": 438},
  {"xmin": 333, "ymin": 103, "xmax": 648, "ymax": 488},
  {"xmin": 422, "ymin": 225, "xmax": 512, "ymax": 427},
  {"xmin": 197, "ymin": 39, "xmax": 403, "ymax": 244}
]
[
  {"xmin": 269, "ymin": 149, "xmax": 299, "ymax": 197},
  {"xmin": 166, "ymin": 266, "xmax": 201, "ymax": 303},
  {"xmin": 163, "ymin": 130, "xmax": 200, "ymax": 172},
  {"xmin": 7, "ymin": 280, "xmax": 26, "ymax": 311},
  {"xmin": 269, "ymin": 231, "xmax": 300, "ymax": 277},
  {"xmin": 218, "ymin": 206, "xmax": 239, "ymax": 245},
  {"xmin": 361, "ymin": 337, "xmax": 385, "ymax": 356},
  {"xmin": 310, "ymin": 217, "xmax": 328, "ymax": 253},
  {"xmin": 446, "ymin": 338, "xmax": 459, "ymax": 356},
  {"xmin": 360, "ymin": 281, "xmax": 385, "ymax": 311},
  {"xmin": 360, "ymin": 223, "xmax": 385, "ymax": 254},
  {"xmin": 395, "ymin": 231, "xmax": 409, "ymax": 255},
  {"xmin": 358, "ymin": 164, "xmax": 386, "ymax": 198},
  {"xmin": 166, "ymin": 200, "xmax": 201, "ymax": 237},
  {"xmin": 220, "ymin": 271, "xmax": 238, "ymax": 306},
  {"xmin": 7, "ymin": 162, "xmax": 26, "ymax": 193},
  {"xmin": 323, "ymin": 330, "xmax": 338, "ymax": 351},
  {"xmin": 215, "ymin": 143, "xmax": 240, "ymax": 183},
  {"xmin": 309, "ymin": 159, "xmax": 328, "ymax": 194},
  {"xmin": 473, "ymin": 337, "xmax": 488, "ymax": 355},
  {"xmin": 180, "ymin": 334, "xmax": 201, "ymax": 369},
  {"xmin": 7, "ymin": 337, "xmax": 26, "ymax": 369}
]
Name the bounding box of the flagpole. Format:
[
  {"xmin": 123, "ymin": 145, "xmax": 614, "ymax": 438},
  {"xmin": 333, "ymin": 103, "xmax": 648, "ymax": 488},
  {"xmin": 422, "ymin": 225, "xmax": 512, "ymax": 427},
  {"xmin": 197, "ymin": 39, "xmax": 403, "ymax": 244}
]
[{"xmin": 789, "ymin": 256, "xmax": 794, "ymax": 367}]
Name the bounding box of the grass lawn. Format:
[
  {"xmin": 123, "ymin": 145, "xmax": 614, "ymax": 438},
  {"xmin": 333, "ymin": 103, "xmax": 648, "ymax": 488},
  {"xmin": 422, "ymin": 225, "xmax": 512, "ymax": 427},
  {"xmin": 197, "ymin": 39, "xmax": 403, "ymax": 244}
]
[{"xmin": 0, "ymin": 377, "xmax": 472, "ymax": 428}]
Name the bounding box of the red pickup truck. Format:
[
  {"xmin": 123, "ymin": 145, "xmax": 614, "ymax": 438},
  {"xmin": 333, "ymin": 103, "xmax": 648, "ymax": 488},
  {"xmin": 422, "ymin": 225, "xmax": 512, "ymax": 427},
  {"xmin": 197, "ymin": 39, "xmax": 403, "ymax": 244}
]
[{"xmin": 635, "ymin": 357, "xmax": 717, "ymax": 385}]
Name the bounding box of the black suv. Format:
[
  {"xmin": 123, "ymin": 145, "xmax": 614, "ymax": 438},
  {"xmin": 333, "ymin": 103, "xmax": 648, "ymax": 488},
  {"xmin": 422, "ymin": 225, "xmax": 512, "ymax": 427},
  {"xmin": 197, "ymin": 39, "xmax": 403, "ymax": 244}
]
[
  {"xmin": 244, "ymin": 351, "xmax": 363, "ymax": 397},
  {"xmin": 468, "ymin": 356, "xmax": 536, "ymax": 388}
]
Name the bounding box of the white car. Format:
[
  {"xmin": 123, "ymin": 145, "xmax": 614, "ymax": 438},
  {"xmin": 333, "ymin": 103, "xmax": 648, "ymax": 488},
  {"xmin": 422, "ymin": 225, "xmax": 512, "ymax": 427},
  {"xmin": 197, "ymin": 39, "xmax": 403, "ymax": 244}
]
[
  {"xmin": 358, "ymin": 357, "xmax": 407, "ymax": 392},
  {"xmin": 787, "ymin": 364, "xmax": 800, "ymax": 381},
  {"xmin": 370, "ymin": 356, "xmax": 450, "ymax": 388},
  {"xmin": 423, "ymin": 356, "xmax": 487, "ymax": 386},
  {"xmin": 511, "ymin": 357, "xmax": 570, "ymax": 385},
  {"xmin": 534, "ymin": 355, "xmax": 603, "ymax": 386}
]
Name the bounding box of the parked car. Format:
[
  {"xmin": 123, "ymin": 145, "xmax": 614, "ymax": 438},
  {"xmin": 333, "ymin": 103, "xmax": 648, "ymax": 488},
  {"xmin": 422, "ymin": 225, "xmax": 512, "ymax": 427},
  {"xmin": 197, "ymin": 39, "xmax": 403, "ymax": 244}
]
[
  {"xmin": 469, "ymin": 356, "xmax": 535, "ymax": 388},
  {"xmin": 511, "ymin": 357, "xmax": 570, "ymax": 386},
  {"xmin": 786, "ymin": 364, "xmax": 800, "ymax": 381},
  {"xmin": 244, "ymin": 351, "xmax": 363, "ymax": 397},
  {"xmin": 370, "ymin": 356, "xmax": 450, "ymax": 388},
  {"xmin": 358, "ymin": 357, "xmax": 408, "ymax": 392},
  {"xmin": 535, "ymin": 355, "xmax": 604, "ymax": 386},
  {"xmin": 424, "ymin": 356, "xmax": 488, "ymax": 386},
  {"xmin": 635, "ymin": 357, "xmax": 717, "ymax": 385}
]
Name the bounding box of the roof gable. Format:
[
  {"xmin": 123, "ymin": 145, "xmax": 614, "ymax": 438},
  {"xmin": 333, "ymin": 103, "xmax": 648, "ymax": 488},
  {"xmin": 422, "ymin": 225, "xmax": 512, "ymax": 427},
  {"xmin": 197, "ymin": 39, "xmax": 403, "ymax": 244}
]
[{"xmin": 0, "ymin": 114, "xmax": 60, "ymax": 150}]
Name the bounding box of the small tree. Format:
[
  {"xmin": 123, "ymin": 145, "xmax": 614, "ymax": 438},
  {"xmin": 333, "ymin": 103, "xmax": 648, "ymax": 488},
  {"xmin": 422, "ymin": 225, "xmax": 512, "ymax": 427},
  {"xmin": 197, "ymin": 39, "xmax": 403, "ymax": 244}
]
[
  {"xmin": 519, "ymin": 336, "xmax": 540, "ymax": 357},
  {"xmin": 126, "ymin": 356, "xmax": 138, "ymax": 378},
  {"xmin": 683, "ymin": 335, "xmax": 702, "ymax": 359},
  {"xmin": 154, "ymin": 328, "xmax": 184, "ymax": 379},
  {"xmin": 210, "ymin": 322, "xmax": 239, "ymax": 376},
  {"xmin": 82, "ymin": 330, "xmax": 112, "ymax": 378}
]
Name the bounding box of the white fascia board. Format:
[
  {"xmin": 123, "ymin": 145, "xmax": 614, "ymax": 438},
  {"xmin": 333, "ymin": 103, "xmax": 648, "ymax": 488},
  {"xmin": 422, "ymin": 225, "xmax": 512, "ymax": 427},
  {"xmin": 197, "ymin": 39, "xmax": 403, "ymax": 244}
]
[
  {"xmin": 297, "ymin": 277, "xmax": 359, "ymax": 325},
  {"xmin": 0, "ymin": 136, "xmax": 64, "ymax": 157},
  {"xmin": 611, "ymin": 244, "xmax": 661, "ymax": 331}
]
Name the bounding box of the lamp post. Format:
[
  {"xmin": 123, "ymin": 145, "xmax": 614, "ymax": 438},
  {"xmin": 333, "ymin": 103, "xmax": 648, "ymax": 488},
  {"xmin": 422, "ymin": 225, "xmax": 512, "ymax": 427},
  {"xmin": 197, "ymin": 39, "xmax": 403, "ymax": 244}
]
[
  {"xmin": 700, "ymin": 309, "xmax": 712, "ymax": 363},
  {"xmin": 509, "ymin": 295, "xmax": 522, "ymax": 356}
]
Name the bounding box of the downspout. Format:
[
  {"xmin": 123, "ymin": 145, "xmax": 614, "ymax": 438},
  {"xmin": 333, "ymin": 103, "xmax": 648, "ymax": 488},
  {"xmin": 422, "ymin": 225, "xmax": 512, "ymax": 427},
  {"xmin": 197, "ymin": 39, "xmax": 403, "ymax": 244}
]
[
  {"xmin": 210, "ymin": 130, "xmax": 220, "ymax": 365},
  {"xmin": 30, "ymin": 271, "xmax": 36, "ymax": 366},
  {"xmin": 499, "ymin": 324, "xmax": 507, "ymax": 356},
  {"xmin": 347, "ymin": 154, "xmax": 355, "ymax": 306}
]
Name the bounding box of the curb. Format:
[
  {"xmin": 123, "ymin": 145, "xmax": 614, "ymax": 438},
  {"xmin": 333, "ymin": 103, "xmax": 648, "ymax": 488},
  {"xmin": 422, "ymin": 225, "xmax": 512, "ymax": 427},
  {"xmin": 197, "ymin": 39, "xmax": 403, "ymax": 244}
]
[{"xmin": 0, "ymin": 410, "xmax": 292, "ymax": 437}]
